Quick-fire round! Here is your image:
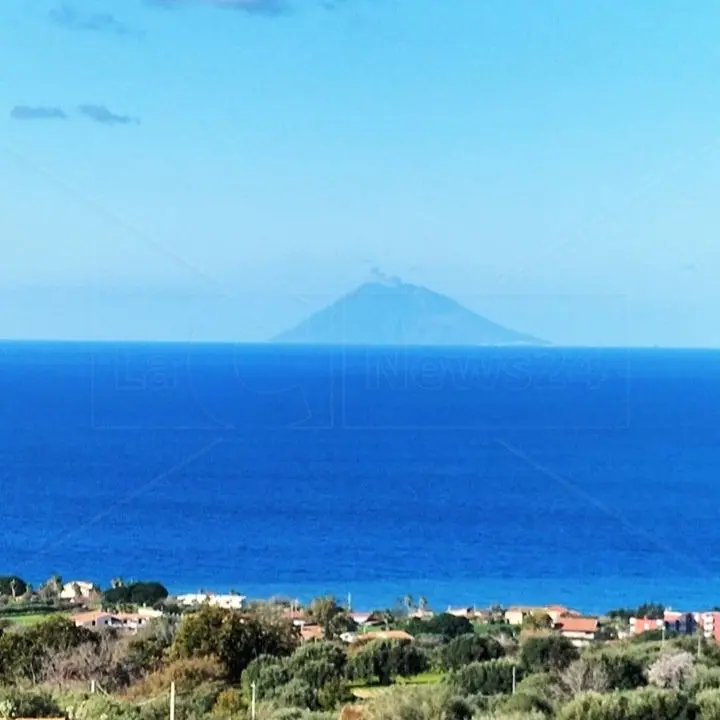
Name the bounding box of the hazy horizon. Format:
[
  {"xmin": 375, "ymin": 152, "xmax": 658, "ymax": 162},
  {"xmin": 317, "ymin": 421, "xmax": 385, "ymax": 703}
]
[{"xmin": 3, "ymin": 1, "xmax": 719, "ymax": 346}]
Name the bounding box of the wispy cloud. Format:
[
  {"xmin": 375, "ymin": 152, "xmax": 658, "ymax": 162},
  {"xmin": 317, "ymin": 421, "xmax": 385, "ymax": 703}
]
[
  {"xmin": 10, "ymin": 106, "xmax": 67, "ymax": 121},
  {"xmin": 148, "ymin": 0, "xmax": 364, "ymax": 15},
  {"xmin": 49, "ymin": 4, "xmax": 139, "ymax": 36},
  {"xmin": 78, "ymin": 105, "xmax": 140, "ymax": 126},
  {"xmin": 149, "ymin": 0, "xmax": 289, "ymax": 15},
  {"xmin": 10, "ymin": 105, "xmax": 139, "ymax": 125}
]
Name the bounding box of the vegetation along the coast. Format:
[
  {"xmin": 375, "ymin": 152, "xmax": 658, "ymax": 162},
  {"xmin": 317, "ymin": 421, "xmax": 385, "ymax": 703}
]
[{"xmin": 1, "ymin": 575, "xmax": 720, "ymax": 718}]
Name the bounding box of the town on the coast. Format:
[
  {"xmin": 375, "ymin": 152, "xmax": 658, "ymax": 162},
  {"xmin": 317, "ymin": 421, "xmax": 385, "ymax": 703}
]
[{"xmin": 2, "ymin": 574, "xmax": 720, "ymax": 719}]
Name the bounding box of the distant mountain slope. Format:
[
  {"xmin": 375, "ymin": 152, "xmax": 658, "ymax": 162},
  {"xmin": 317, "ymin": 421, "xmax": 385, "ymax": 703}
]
[{"xmin": 272, "ymin": 281, "xmax": 549, "ymax": 346}]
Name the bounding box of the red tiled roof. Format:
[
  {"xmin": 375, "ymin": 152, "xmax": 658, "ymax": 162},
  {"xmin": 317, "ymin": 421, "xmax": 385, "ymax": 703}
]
[{"xmin": 557, "ymin": 616, "xmax": 598, "ymax": 634}]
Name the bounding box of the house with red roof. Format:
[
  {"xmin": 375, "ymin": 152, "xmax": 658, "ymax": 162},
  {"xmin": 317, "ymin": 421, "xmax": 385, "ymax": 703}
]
[{"xmin": 555, "ymin": 616, "xmax": 599, "ymax": 647}]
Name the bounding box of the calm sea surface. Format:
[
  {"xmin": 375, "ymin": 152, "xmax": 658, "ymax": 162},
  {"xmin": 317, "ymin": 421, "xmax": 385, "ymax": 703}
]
[{"xmin": 2, "ymin": 342, "xmax": 720, "ymax": 613}]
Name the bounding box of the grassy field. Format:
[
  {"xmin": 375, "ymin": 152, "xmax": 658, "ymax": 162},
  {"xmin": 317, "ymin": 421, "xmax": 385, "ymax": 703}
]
[
  {"xmin": 351, "ymin": 671, "xmax": 444, "ymax": 699},
  {"xmin": 396, "ymin": 671, "xmax": 444, "ymax": 685},
  {"xmin": 4, "ymin": 613, "xmax": 66, "ymax": 626}
]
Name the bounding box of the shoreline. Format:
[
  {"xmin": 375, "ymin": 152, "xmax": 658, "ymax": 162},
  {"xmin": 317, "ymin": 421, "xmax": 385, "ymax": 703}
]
[{"xmin": 11, "ymin": 575, "xmax": 720, "ymax": 617}]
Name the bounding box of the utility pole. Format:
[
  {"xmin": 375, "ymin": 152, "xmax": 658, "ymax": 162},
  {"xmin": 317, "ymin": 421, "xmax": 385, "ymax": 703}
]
[
  {"xmin": 170, "ymin": 681, "xmax": 176, "ymax": 720},
  {"xmin": 348, "ymin": 593, "xmax": 352, "ymax": 612},
  {"xmin": 251, "ymin": 682, "xmax": 257, "ymax": 720},
  {"xmin": 661, "ymin": 622, "xmax": 666, "ymax": 648},
  {"xmin": 512, "ymin": 665, "xmax": 516, "ymax": 695}
]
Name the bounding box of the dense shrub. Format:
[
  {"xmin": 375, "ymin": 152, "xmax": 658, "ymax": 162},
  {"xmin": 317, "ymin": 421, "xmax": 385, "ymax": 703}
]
[
  {"xmin": 697, "ymin": 688, "xmax": 720, "ymax": 720},
  {"xmin": 696, "ymin": 664, "xmax": 720, "ymax": 691},
  {"xmin": 520, "ymin": 635, "xmax": 579, "ymax": 673},
  {"xmin": 559, "ymin": 687, "xmax": 697, "ymax": 720},
  {"xmin": 242, "ymin": 642, "xmax": 351, "ymax": 711},
  {"xmin": 65, "ymin": 695, "xmax": 138, "ymax": 720},
  {"xmin": 127, "ymin": 655, "xmax": 225, "ymax": 699},
  {"xmin": 515, "ymin": 671, "xmax": 554, "ymax": 703},
  {"xmin": 254, "ymin": 707, "xmax": 336, "ymax": 720},
  {"xmin": 170, "ymin": 605, "xmax": 299, "ymax": 681},
  {"xmin": 276, "ymin": 678, "xmax": 316, "ymax": 710},
  {"xmin": 593, "ymin": 651, "xmax": 647, "ymax": 691},
  {"xmin": 361, "ymin": 685, "xmax": 454, "ymax": 720},
  {"xmin": 405, "ymin": 614, "xmax": 473, "ymax": 641},
  {"xmin": 102, "ymin": 581, "xmax": 169, "ymax": 607},
  {"xmin": 213, "ymin": 687, "xmax": 247, "ymax": 717},
  {"xmin": 440, "ymin": 633, "xmax": 505, "ymax": 670},
  {"xmin": 494, "ymin": 690, "xmax": 554, "ymax": 717},
  {"xmin": 446, "ymin": 659, "xmax": 520, "ymax": 696},
  {"xmin": 42, "ymin": 633, "xmax": 140, "ymax": 691},
  {"xmin": 288, "ymin": 641, "xmax": 348, "ymax": 686},
  {"xmin": 0, "ymin": 688, "xmax": 61, "ymax": 719},
  {"xmin": 552, "ymin": 658, "xmax": 610, "ymax": 700},
  {"xmin": 0, "ymin": 616, "xmax": 97, "ymax": 684},
  {"xmin": 243, "ymin": 654, "xmax": 292, "ymax": 698},
  {"xmin": 648, "ymin": 650, "xmax": 696, "ymax": 690},
  {"xmin": 443, "ymin": 695, "xmax": 474, "ymax": 720},
  {"xmin": 349, "ymin": 639, "xmax": 428, "ymax": 685}
]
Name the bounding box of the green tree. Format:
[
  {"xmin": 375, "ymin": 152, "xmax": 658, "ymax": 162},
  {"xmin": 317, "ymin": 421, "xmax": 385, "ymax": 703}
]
[
  {"xmin": 520, "ymin": 634, "xmax": 579, "ymax": 673},
  {"xmin": 306, "ymin": 596, "xmax": 356, "ymax": 640},
  {"xmin": 286, "ymin": 641, "xmax": 350, "ymax": 709},
  {"xmin": 406, "ymin": 613, "xmax": 473, "ymax": 640},
  {"xmin": 349, "ymin": 639, "xmax": 428, "ymax": 686},
  {"xmin": 523, "ymin": 612, "xmax": 554, "ymax": 630},
  {"xmin": 594, "ymin": 651, "xmax": 647, "ymax": 691},
  {"xmin": 636, "ymin": 603, "xmax": 665, "ymax": 620},
  {"xmin": 440, "ymin": 633, "xmax": 505, "ymax": 670},
  {"xmin": 402, "ymin": 595, "xmax": 415, "ymax": 615},
  {"xmin": 170, "ymin": 605, "xmax": 299, "ymax": 681},
  {"xmin": 102, "ymin": 581, "xmax": 168, "ymax": 607},
  {"xmin": 37, "ymin": 575, "xmax": 63, "ymax": 603},
  {"xmin": 0, "ymin": 577, "xmax": 27, "ymax": 600},
  {"xmin": 242, "ymin": 643, "xmax": 350, "ymax": 712},
  {"xmin": 243, "ymin": 655, "xmax": 292, "ymax": 701},
  {"xmin": 288, "ymin": 641, "xmax": 347, "ymax": 682},
  {"xmin": 445, "ymin": 659, "xmax": 519, "ymax": 696}
]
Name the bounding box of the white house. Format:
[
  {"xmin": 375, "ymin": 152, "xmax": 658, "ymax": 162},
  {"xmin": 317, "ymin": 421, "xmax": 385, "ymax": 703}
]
[
  {"xmin": 556, "ymin": 616, "xmax": 599, "ymax": 648},
  {"xmin": 176, "ymin": 592, "xmax": 246, "ymax": 610},
  {"xmin": 446, "ymin": 606, "xmax": 474, "ymax": 618},
  {"xmin": 72, "ymin": 610, "xmax": 152, "ymax": 632},
  {"xmin": 60, "ymin": 581, "xmax": 98, "ymax": 601}
]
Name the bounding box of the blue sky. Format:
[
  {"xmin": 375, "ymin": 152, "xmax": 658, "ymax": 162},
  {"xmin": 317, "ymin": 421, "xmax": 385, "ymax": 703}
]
[{"xmin": 1, "ymin": 0, "xmax": 719, "ymax": 345}]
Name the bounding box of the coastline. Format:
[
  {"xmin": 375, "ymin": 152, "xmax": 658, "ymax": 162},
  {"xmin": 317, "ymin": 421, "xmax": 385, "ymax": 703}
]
[{"xmin": 15, "ymin": 576, "xmax": 714, "ymax": 616}]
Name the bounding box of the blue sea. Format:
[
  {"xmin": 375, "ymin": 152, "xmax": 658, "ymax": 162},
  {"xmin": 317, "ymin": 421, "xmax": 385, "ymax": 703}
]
[{"xmin": 2, "ymin": 342, "xmax": 720, "ymax": 614}]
